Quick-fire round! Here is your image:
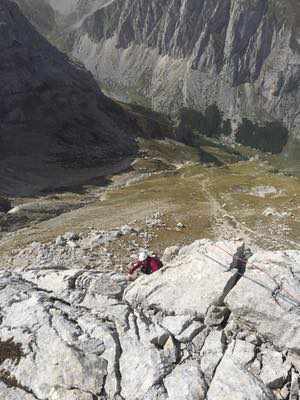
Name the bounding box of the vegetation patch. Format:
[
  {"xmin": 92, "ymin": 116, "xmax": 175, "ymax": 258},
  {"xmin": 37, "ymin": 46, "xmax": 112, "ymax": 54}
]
[
  {"xmin": 176, "ymin": 105, "xmax": 232, "ymax": 139},
  {"xmin": 137, "ymin": 138, "xmax": 200, "ymax": 165},
  {"xmin": 0, "ymin": 338, "xmax": 23, "ymax": 365},
  {"xmin": 236, "ymin": 118, "xmax": 289, "ymax": 153},
  {"xmin": 132, "ymin": 158, "xmax": 175, "ymax": 173}
]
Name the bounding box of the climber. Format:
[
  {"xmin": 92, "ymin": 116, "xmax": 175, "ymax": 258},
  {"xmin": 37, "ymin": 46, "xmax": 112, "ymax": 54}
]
[{"xmin": 128, "ymin": 250, "xmax": 163, "ymax": 279}]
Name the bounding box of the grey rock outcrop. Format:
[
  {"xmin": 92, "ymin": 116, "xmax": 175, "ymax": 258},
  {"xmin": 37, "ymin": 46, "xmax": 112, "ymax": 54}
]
[
  {"xmin": 226, "ymin": 249, "xmax": 300, "ymax": 351},
  {"xmin": 19, "ymin": 0, "xmax": 300, "ymax": 155},
  {"xmin": 206, "ymin": 341, "xmax": 275, "ymax": 400},
  {"xmin": 164, "ymin": 361, "xmax": 206, "ymax": 400},
  {"xmin": 0, "ymin": 0, "xmax": 138, "ymax": 196},
  {"xmin": 124, "ymin": 239, "xmax": 245, "ymax": 316},
  {"xmin": 0, "ymin": 238, "xmax": 299, "ymax": 399}
]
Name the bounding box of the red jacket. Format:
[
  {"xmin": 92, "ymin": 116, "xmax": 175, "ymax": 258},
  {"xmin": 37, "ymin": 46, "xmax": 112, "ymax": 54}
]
[{"xmin": 129, "ymin": 256, "xmax": 162, "ymax": 275}]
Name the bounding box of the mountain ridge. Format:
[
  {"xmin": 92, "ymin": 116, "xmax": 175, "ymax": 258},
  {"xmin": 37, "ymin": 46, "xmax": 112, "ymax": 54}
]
[
  {"xmin": 0, "ymin": 0, "xmax": 139, "ymax": 195},
  {"xmin": 16, "ymin": 0, "xmax": 300, "ymax": 157}
]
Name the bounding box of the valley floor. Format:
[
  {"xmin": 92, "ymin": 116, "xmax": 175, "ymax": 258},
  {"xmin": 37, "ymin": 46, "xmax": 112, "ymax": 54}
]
[{"xmin": 0, "ymin": 137, "xmax": 299, "ymax": 271}]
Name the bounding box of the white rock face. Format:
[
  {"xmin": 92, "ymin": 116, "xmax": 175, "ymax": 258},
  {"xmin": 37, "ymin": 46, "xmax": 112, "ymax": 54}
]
[
  {"xmin": 124, "ymin": 239, "xmax": 245, "ymax": 316},
  {"xmin": 200, "ymin": 330, "xmax": 224, "ymax": 382},
  {"xmin": 49, "ymin": 388, "xmax": 94, "ymax": 400},
  {"xmin": 0, "ymin": 382, "xmax": 36, "ymax": 399},
  {"xmin": 164, "ymin": 361, "xmax": 206, "ymax": 400},
  {"xmin": 226, "ymin": 250, "xmax": 300, "ymax": 351},
  {"xmin": 260, "ymin": 349, "xmax": 290, "ymax": 388},
  {"xmin": 206, "ymin": 342, "xmax": 275, "ymax": 400},
  {"xmin": 0, "ymin": 239, "xmax": 299, "ymax": 399}
]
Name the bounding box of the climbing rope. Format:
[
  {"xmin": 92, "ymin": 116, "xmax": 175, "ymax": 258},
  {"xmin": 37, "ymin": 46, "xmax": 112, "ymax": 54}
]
[
  {"xmin": 198, "ymin": 247, "xmax": 300, "ymax": 309},
  {"xmin": 214, "ymin": 242, "xmax": 300, "ymax": 306}
]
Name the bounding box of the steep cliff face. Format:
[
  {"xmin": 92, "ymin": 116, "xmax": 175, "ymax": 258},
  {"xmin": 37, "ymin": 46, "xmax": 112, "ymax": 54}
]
[
  {"xmin": 0, "ymin": 0, "xmax": 138, "ymax": 195},
  {"xmin": 21, "ymin": 0, "xmax": 300, "ymax": 154}
]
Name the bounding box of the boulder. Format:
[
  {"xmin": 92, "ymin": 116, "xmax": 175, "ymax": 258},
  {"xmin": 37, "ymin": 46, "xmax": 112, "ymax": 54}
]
[
  {"xmin": 162, "ymin": 245, "xmax": 181, "ymax": 264},
  {"xmin": 200, "ymin": 330, "xmax": 224, "ymax": 382},
  {"xmin": 55, "ymin": 235, "xmax": 67, "ymax": 247},
  {"xmin": 207, "ymin": 342, "xmax": 275, "ymax": 400},
  {"xmin": 120, "ymin": 225, "xmax": 135, "ymax": 235},
  {"xmin": 63, "ymin": 232, "xmax": 80, "ymax": 241},
  {"xmin": 260, "ymin": 348, "xmax": 290, "ymax": 388},
  {"xmin": 164, "ymin": 361, "xmax": 206, "ymax": 400}
]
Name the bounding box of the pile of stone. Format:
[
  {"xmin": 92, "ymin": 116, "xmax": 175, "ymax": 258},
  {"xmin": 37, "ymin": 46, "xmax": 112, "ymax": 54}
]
[
  {"xmin": 145, "ymin": 212, "xmax": 165, "ymax": 228},
  {"xmin": 0, "ymin": 239, "xmax": 299, "ymax": 399},
  {"xmin": 4, "ymin": 213, "xmax": 175, "ymax": 272},
  {"xmin": 5, "ymin": 226, "xmax": 138, "ymax": 271}
]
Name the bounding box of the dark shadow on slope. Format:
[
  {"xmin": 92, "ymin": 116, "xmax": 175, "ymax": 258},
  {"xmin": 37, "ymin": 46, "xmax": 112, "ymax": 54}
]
[
  {"xmin": 0, "ymin": 0, "xmax": 140, "ymax": 197},
  {"xmin": 39, "ymin": 176, "xmax": 113, "ymax": 196},
  {"xmin": 198, "ymin": 148, "xmax": 224, "ymax": 166}
]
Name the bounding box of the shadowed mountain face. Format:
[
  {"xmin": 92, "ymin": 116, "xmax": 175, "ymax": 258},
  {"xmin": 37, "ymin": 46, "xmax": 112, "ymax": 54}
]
[
  {"xmin": 16, "ymin": 0, "xmax": 300, "ymax": 157},
  {"xmin": 0, "ymin": 0, "xmax": 138, "ymax": 195}
]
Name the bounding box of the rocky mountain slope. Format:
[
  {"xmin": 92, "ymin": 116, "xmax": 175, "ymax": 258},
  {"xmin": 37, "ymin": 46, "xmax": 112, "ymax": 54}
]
[
  {"xmin": 16, "ymin": 0, "xmax": 300, "ymax": 155},
  {"xmin": 0, "ymin": 141, "xmax": 298, "ymax": 398},
  {"xmin": 1, "ymin": 2, "xmax": 299, "ymax": 399},
  {"xmin": 0, "ymin": 0, "xmax": 142, "ymax": 196},
  {"xmin": 0, "ymin": 238, "xmax": 299, "ymax": 399}
]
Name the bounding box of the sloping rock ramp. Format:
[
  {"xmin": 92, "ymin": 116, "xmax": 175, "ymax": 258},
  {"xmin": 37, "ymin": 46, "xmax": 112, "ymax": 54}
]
[{"xmin": 0, "ymin": 239, "xmax": 299, "ymax": 399}]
